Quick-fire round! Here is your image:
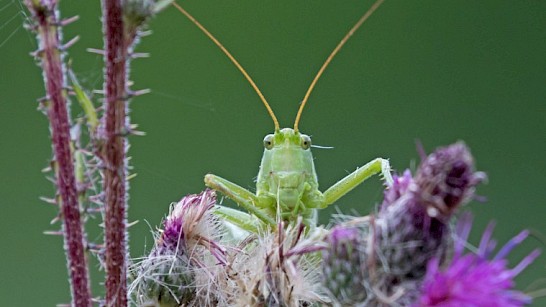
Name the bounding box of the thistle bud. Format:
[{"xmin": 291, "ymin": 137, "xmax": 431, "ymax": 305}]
[
  {"xmin": 414, "ymin": 141, "xmax": 486, "ymax": 219},
  {"xmin": 123, "ymin": 0, "xmax": 154, "ymax": 30},
  {"xmin": 322, "ymin": 226, "xmax": 368, "ymax": 305}
]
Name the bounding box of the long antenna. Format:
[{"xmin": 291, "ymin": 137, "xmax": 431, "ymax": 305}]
[
  {"xmin": 293, "ymin": 0, "xmax": 385, "ymax": 132},
  {"xmin": 172, "ymin": 2, "xmax": 280, "ymax": 131}
]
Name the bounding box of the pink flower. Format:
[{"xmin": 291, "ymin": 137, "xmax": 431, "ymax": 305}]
[{"xmin": 416, "ymin": 214, "xmax": 540, "ymax": 307}]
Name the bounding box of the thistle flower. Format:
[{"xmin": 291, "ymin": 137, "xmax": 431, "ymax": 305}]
[
  {"xmin": 376, "ymin": 142, "xmax": 485, "ymax": 280},
  {"xmin": 416, "ymin": 214, "xmax": 540, "ymax": 307},
  {"xmin": 320, "ymin": 142, "xmax": 487, "ymax": 305},
  {"xmin": 130, "ymin": 190, "xmax": 226, "ymax": 306}
]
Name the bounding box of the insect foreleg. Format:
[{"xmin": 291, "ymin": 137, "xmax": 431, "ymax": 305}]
[
  {"xmin": 322, "ymin": 157, "xmax": 393, "ymax": 207},
  {"xmin": 214, "ymin": 206, "xmax": 262, "ymax": 234},
  {"xmin": 205, "ymin": 174, "xmax": 276, "ymax": 227}
]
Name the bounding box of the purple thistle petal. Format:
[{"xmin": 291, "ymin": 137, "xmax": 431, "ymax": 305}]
[
  {"xmin": 330, "ymin": 225, "xmax": 359, "ymax": 243},
  {"xmin": 158, "ymin": 189, "xmax": 227, "ymax": 264},
  {"xmin": 161, "ymin": 213, "xmax": 185, "ymax": 251},
  {"xmin": 478, "ymin": 221, "xmax": 497, "ymax": 259},
  {"xmin": 416, "ymin": 139, "xmax": 428, "ymax": 161},
  {"xmin": 381, "ymin": 169, "xmax": 414, "ymax": 211},
  {"xmin": 510, "ymin": 249, "xmax": 540, "ymax": 277},
  {"xmin": 454, "ymin": 212, "xmax": 473, "ymax": 257},
  {"xmin": 416, "ymin": 216, "xmax": 539, "ymax": 307},
  {"xmin": 494, "ymin": 230, "xmax": 529, "ymax": 261}
]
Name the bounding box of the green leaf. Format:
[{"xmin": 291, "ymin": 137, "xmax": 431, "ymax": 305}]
[{"xmin": 68, "ymin": 69, "xmax": 98, "ymax": 132}]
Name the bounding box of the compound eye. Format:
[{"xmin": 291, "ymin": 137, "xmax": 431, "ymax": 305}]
[
  {"xmin": 263, "ymin": 134, "xmax": 274, "ymax": 150},
  {"xmin": 301, "ymin": 135, "xmax": 311, "ymax": 150}
]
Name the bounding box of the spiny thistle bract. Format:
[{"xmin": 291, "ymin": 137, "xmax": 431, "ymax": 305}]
[{"xmin": 132, "ymin": 142, "xmax": 538, "ymax": 306}]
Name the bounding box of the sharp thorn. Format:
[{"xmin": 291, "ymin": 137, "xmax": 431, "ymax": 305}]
[
  {"xmin": 87, "ymin": 245, "xmax": 103, "ymax": 253},
  {"xmin": 50, "ymin": 215, "xmax": 61, "ymax": 224},
  {"xmin": 60, "ymin": 15, "xmax": 80, "ymax": 26},
  {"xmin": 86, "ymin": 207, "xmax": 103, "ymax": 214},
  {"xmin": 24, "ymin": 23, "xmax": 38, "ymax": 31},
  {"xmin": 86, "ymin": 242, "xmax": 104, "ymax": 250},
  {"xmin": 44, "ymin": 230, "xmax": 63, "ymax": 236},
  {"xmin": 39, "ymin": 196, "xmax": 58, "ymax": 205},
  {"xmin": 86, "ymin": 48, "xmax": 105, "ymax": 55},
  {"xmin": 128, "ymin": 88, "xmax": 151, "ymax": 97},
  {"xmin": 91, "ymin": 297, "xmax": 104, "ymax": 304},
  {"xmin": 139, "ymin": 30, "xmax": 152, "ymax": 37},
  {"xmin": 127, "ymin": 124, "xmax": 146, "ymax": 136},
  {"xmin": 61, "ymin": 35, "xmax": 80, "ymax": 51},
  {"xmin": 127, "ymin": 220, "xmax": 139, "ymax": 228},
  {"xmin": 89, "ymin": 193, "xmax": 104, "ymax": 204},
  {"xmin": 131, "ymin": 130, "xmax": 146, "ymax": 136},
  {"xmin": 130, "ymin": 52, "xmax": 150, "ymax": 59},
  {"xmin": 29, "ymin": 48, "xmax": 44, "ymax": 58}
]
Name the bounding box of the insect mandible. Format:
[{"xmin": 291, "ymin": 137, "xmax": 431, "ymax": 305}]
[{"xmin": 172, "ymin": 0, "xmax": 393, "ymax": 233}]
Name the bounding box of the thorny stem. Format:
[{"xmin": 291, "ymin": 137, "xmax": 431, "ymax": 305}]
[
  {"xmin": 102, "ymin": 0, "xmax": 129, "ymax": 305},
  {"xmin": 24, "ymin": 0, "xmax": 92, "ymax": 306}
]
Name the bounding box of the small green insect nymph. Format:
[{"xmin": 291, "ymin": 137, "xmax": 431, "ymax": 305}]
[{"xmin": 173, "ymin": 0, "xmax": 393, "ymax": 233}]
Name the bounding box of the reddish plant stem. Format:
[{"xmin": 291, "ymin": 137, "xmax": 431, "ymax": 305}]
[
  {"xmin": 24, "ymin": 1, "xmax": 92, "ymax": 306},
  {"xmin": 102, "ymin": 0, "xmax": 129, "ymax": 305}
]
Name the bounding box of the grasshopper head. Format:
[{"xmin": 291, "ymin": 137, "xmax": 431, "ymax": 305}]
[
  {"xmin": 263, "ymin": 128, "xmax": 311, "ymax": 151},
  {"xmin": 257, "ymin": 128, "xmax": 318, "ymax": 212},
  {"xmin": 261, "ymin": 128, "xmax": 313, "ymax": 180}
]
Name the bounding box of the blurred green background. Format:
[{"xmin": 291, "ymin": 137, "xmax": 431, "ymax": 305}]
[{"xmin": 1, "ymin": 0, "xmax": 545, "ymax": 305}]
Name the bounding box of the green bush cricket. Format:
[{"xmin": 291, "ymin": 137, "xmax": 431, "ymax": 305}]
[{"xmin": 173, "ymin": 0, "xmax": 393, "ymax": 233}]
